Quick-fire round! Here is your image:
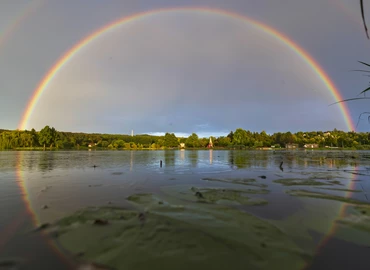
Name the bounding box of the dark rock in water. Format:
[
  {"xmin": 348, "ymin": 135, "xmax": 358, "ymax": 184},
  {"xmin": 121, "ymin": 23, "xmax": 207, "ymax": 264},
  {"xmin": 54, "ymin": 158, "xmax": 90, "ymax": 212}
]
[
  {"xmin": 89, "ymin": 184, "xmax": 102, "ymax": 188},
  {"xmin": 261, "ymin": 242, "xmax": 267, "ymax": 248},
  {"xmin": 351, "ymin": 156, "xmax": 356, "ymax": 159},
  {"xmin": 77, "ymin": 262, "xmax": 112, "ymax": 270},
  {"xmin": 0, "ymin": 258, "xmax": 22, "ymax": 270},
  {"xmin": 93, "ymin": 165, "xmax": 98, "ymax": 168},
  {"xmin": 259, "ymin": 176, "xmax": 267, "ymax": 179},
  {"xmin": 42, "ymin": 205, "xmax": 48, "ymax": 209},
  {"xmin": 158, "ymin": 201, "xmax": 164, "ymax": 205},
  {"xmin": 138, "ymin": 213, "xmax": 146, "ymax": 222},
  {"xmin": 75, "ymin": 252, "xmax": 85, "ymax": 257},
  {"xmin": 34, "ymin": 223, "xmax": 50, "ymax": 232},
  {"xmin": 93, "ymin": 219, "xmax": 109, "ymax": 226},
  {"xmin": 361, "ymin": 210, "xmax": 367, "ymax": 215},
  {"xmin": 195, "ymin": 191, "xmax": 204, "ymax": 199}
]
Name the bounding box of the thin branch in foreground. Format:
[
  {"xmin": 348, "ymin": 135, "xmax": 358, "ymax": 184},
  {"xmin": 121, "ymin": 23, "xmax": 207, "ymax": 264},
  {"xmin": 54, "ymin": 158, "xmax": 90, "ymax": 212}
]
[
  {"xmin": 358, "ymin": 61, "xmax": 370, "ymax": 67},
  {"xmin": 360, "ymin": 0, "xmax": 369, "ymax": 39},
  {"xmin": 357, "ymin": 86, "xmax": 370, "ymax": 96},
  {"xmin": 350, "ymin": 69, "xmax": 370, "ymax": 73},
  {"xmin": 329, "ymin": 97, "xmax": 370, "ymax": 106},
  {"xmin": 356, "ymin": 112, "xmax": 370, "ymax": 128}
]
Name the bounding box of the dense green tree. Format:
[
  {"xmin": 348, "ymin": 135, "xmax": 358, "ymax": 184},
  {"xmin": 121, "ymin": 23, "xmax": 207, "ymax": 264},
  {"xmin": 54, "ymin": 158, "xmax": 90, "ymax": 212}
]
[
  {"xmin": 164, "ymin": 133, "xmax": 178, "ymax": 148},
  {"xmin": 186, "ymin": 133, "xmax": 199, "ymax": 148},
  {"xmin": 38, "ymin": 126, "xmax": 57, "ymax": 149}
]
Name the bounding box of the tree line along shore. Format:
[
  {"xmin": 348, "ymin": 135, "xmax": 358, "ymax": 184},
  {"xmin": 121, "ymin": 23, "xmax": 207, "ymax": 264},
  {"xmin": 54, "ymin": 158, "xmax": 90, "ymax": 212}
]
[{"xmin": 0, "ymin": 126, "xmax": 369, "ymax": 150}]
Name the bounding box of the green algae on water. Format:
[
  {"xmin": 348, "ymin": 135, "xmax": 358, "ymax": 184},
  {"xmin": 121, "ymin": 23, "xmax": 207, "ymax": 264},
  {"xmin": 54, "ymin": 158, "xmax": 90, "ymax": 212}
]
[
  {"xmin": 315, "ymin": 187, "xmax": 362, "ymax": 193},
  {"xmin": 286, "ymin": 190, "xmax": 370, "ymax": 206},
  {"xmin": 336, "ymin": 206, "xmax": 370, "ymax": 232},
  {"xmin": 273, "ymin": 178, "xmax": 330, "ymax": 186},
  {"xmin": 201, "ymin": 177, "xmax": 267, "ymax": 188},
  {"xmin": 46, "ymin": 199, "xmax": 311, "ymax": 270},
  {"xmin": 190, "ymin": 187, "xmax": 268, "ymax": 206}
]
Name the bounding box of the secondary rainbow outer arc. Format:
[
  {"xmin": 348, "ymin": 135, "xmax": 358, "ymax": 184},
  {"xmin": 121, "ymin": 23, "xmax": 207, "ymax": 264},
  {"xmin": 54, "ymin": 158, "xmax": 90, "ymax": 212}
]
[
  {"xmin": 0, "ymin": 0, "xmax": 43, "ymax": 49},
  {"xmin": 18, "ymin": 7, "xmax": 355, "ymax": 131}
]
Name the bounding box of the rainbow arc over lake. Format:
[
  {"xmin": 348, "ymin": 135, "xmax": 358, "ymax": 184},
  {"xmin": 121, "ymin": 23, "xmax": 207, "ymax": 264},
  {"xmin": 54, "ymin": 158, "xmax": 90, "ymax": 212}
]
[{"xmin": 18, "ymin": 7, "xmax": 355, "ymax": 131}]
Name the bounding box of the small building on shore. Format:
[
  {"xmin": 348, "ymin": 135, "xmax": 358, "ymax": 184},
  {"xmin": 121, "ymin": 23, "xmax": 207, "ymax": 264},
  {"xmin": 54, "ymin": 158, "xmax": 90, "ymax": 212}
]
[
  {"xmin": 207, "ymin": 137, "xmax": 213, "ymax": 149},
  {"xmin": 179, "ymin": 143, "xmax": 185, "ymax": 149},
  {"xmin": 285, "ymin": 143, "xmax": 298, "ymax": 149},
  {"xmin": 304, "ymin": 144, "xmax": 319, "ymax": 149}
]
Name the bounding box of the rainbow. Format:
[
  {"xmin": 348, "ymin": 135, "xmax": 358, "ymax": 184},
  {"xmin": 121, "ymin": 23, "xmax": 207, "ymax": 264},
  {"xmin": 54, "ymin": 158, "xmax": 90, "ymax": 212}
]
[
  {"xmin": 0, "ymin": 0, "xmax": 43, "ymax": 50},
  {"xmin": 329, "ymin": 0, "xmax": 363, "ymax": 26},
  {"xmin": 18, "ymin": 7, "xmax": 355, "ymax": 131}
]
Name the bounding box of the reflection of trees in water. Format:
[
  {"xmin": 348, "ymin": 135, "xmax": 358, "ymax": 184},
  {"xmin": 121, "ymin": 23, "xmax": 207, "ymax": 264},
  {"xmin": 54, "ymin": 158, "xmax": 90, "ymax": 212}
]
[
  {"xmin": 180, "ymin": 149, "xmax": 185, "ymax": 161},
  {"xmin": 229, "ymin": 151, "xmax": 250, "ymax": 169},
  {"xmin": 38, "ymin": 151, "xmax": 56, "ymax": 172},
  {"xmin": 130, "ymin": 151, "xmax": 134, "ymax": 171},
  {"xmin": 251, "ymin": 152, "xmax": 269, "ymax": 168},
  {"xmin": 228, "ymin": 151, "xmax": 270, "ymax": 169},
  {"xmin": 188, "ymin": 150, "xmax": 198, "ymax": 167},
  {"xmin": 164, "ymin": 150, "xmax": 175, "ymax": 167},
  {"xmin": 273, "ymin": 151, "xmax": 353, "ymax": 169},
  {"xmin": 25, "ymin": 151, "xmax": 37, "ymax": 171}
]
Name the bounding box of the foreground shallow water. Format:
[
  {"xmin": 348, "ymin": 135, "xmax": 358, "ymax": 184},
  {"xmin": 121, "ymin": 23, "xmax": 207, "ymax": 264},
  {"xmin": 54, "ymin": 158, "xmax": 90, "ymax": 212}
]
[{"xmin": 0, "ymin": 150, "xmax": 369, "ymax": 269}]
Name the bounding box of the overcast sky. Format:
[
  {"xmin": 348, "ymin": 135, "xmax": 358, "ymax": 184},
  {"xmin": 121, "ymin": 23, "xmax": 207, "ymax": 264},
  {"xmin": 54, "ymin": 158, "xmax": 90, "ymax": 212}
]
[{"xmin": 1, "ymin": 0, "xmax": 369, "ymax": 137}]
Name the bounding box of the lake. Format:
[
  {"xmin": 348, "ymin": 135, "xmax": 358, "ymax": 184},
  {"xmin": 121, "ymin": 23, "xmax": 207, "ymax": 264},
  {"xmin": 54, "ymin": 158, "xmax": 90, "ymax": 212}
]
[{"xmin": 0, "ymin": 150, "xmax": 369, "ymax": 270}]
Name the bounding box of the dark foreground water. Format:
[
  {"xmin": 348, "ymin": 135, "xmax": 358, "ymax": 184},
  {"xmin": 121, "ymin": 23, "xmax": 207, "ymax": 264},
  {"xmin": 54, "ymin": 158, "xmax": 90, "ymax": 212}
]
[{"xmin": 0, "ymin": 150, "xmax": 369, "ymax": 270}]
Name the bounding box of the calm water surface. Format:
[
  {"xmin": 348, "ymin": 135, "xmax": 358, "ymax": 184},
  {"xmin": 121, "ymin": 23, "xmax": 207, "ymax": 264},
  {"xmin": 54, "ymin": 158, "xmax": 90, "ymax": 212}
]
[{"xmin": 0, "ymin": 150, "xmax": 369, "ymax": 269}]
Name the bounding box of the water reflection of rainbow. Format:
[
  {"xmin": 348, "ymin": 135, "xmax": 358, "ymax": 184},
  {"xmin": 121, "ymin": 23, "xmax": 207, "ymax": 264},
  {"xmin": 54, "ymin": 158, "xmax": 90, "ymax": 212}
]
[
  {"xmin": 303, "ymin": 162, "xmax": 360, "ymax": 269},
  {"xmin": 18, "ymin": 7, "xmax": 355, "ymax": 131},
  {"xmin": 15, "ymin": 151, "xmax": 74, "ymax": 268},
  {"xmin": 15, "ymin": 151, "xmax": 39, "ymax": 225}
]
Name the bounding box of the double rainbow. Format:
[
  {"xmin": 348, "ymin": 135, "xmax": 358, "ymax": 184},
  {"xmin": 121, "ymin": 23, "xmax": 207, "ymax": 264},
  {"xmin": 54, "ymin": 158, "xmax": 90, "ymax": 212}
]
[{"xmin": 17, "ymin": 7, "xmax": 355, "ymax": 131}]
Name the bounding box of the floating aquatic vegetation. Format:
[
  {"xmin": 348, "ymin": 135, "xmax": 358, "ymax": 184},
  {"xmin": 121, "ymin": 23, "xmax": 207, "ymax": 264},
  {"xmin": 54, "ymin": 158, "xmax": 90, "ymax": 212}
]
[
  {"xmin": 336, "ymin": 206, "xmax": 370, "ymax": 232},
  {"xmin": 127, "ymin": 193, "xmax": 168, "ymax": 207},
  {"xmin": 286, "ymin": 190, "xmax": 370, "ymax": 206},
  {"xmin": 315, "ymin": 187, "xmax": 362, "ymax": 193},
  {"xmin": 44, "ymin": 197, "xmax": 311, "ymax": 270},
  {"xmin": 273, "ymin": 179, "xmax": 329, "ymax": 186},
  {"xmin": 0, "ymin": 258, "xmax": 23, "ymax": 270},
  {"xmin": 189, "ymin": 187, "xmax": 268, "ymax": 206},
  {"xmin": 201, "ymin": 177, "xmax": 267, "ymax": 188}
]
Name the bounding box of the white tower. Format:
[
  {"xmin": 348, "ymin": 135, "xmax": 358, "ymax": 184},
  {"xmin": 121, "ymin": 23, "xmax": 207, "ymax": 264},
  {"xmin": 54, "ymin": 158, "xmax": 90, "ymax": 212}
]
[{"xmin": 131, "ymin": 130, "xmax": 134, "ymax": 137}]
